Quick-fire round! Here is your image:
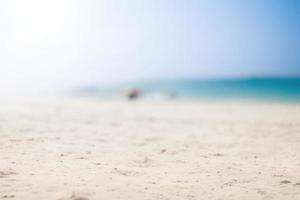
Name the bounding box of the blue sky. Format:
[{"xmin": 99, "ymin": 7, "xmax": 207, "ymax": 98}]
[{"xmin": 0, "ymin": 0, "xmax": 299, "ymax": 92}]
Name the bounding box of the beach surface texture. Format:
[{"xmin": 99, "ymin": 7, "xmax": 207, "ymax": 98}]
[{"xmin": 0, "ymin": 98, "xmax": 300, "ymax": 200}]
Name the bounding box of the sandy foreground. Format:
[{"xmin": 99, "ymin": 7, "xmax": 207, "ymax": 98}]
[{"xmin": 0, "ymin": 98, "xmax": 300, "ymax": 200}]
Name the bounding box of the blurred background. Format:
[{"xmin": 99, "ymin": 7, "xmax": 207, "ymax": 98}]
[{"xmin": 0, "ymin": 0, "xmax": 299, "ymax": 100}]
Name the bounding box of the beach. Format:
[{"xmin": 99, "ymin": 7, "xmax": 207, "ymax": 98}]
[{"xmin": 0, "ymin": 98, "xmax": 300, "ymax": 200}]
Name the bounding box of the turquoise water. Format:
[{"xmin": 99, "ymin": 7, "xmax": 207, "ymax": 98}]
[{"xmin": 77, "ymin": 78, "xmax": 300, "ymax": 102}]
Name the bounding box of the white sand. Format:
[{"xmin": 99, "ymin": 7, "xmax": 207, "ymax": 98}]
[{"xmin": 0, "ymin": 98, "xmax": 300, "ymax": 200}]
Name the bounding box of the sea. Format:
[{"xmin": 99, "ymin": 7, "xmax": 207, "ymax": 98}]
[{"xmin": 75, "ymin": 77, "xmax": 300, "ymax": 102}]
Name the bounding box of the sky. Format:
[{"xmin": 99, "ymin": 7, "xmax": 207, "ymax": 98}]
[{"xmin": 0, "ymin": 0, "xmax": 300, "ymax": 93}]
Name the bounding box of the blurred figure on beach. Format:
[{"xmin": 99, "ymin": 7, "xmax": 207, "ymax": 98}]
[{"xmin": 125, "ymin": 88, "xmax": 142, "ymax": 100}]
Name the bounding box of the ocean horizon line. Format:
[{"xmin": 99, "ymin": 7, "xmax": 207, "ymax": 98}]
[{"xmin": 71, "ymin": 77, "xmax": 300, "ymax": 103}]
